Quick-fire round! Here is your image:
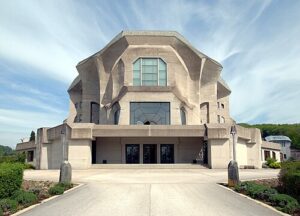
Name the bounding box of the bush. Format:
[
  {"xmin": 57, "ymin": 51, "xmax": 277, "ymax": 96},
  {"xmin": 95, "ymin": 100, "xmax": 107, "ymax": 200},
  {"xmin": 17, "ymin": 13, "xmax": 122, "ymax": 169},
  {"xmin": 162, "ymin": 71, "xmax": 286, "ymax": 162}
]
[
  {"xmin": 48, "ymin": 185, "xmax": 64, "ymax": 195},
  {"xmin": 0, "ymin": 199, "xmax": 18, "ymax": 213},
  {"xmin": 266, "ymin": 157, "xmax": 277, "ymax": 166},
  {"xmin": 279, "ymin": 162, "xmax": 300, "ymax": 201},
  {"xmin": 235, "ymin": 181, "xmax": 300, "ymax": 214},
  {"xmin": 56, "ymin": 182, "xmax": 72, "ymax": 190},
  {"xmin": 23, "ymin": 163, "xmax": 35, "ymax": 170},
  {"xmin": 269, "ymin": 194, "xmax": 300, "ymax": 214},
  {"xmin": 12, "ymin": 190, "xmax": 37, "ymax": 206},
  {"xmin": 269, "ymin": 162, "xmax": 281, "ymax": 169},
  {"xmin": 0, "ymin": 163, "xmax": 23, "ymax": 199},
  {"xmin": 235, "ymin": 182, "xmax": 277, "ymax": 200},
  {"xmin": 0, "ymin": 207, "xmax": 2, "ymax": 216},
  {"xmin": 0, "ymin": 152, "xmax": 26, "ymax": 164}
]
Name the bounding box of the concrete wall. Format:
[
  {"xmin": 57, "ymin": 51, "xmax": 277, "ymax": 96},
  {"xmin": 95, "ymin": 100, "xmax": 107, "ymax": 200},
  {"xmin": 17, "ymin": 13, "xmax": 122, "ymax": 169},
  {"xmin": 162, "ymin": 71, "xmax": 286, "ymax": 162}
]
[
  {"xmin": 207, "ymin": 139, "xmax": 230, "ymax": 168},
  {"xmin": 236, "ymin": 138, "xmax": 247, "ymax": 166},
  {"xmin": 69, "ymin": 139, "xmax": 92, "ymax": 169}
]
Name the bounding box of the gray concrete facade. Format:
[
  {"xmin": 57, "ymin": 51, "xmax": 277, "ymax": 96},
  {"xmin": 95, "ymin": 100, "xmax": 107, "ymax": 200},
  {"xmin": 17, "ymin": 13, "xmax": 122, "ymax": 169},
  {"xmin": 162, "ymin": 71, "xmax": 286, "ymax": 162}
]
[{"xmin": 16, "ymin": 31, "xmax": 264, "ymax": 169}]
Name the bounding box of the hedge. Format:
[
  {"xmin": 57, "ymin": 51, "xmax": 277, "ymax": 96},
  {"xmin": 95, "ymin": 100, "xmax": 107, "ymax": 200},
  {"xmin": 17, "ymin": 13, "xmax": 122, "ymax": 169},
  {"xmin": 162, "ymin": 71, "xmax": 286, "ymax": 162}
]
[
  {"xmin": 12, "ymin": 190, "xmax": 37, "ymax": 206},
  {"xmin": 279, "ymin": 161, "xmax": 300, "ymax": 201},
  {"xmin": 48, "ymin": 185, "xmax": 64, "ymax": 195},
  {"xmin": 0, "ymin": 163, "xmax": 24, "ymax": 199},
  {"xmin": 235, "ymin": 181, "xmax": 300, "ymax": 214},
  {"xmin": 0, "ymin": 199, "xmax": 18, "ymax": 213}
]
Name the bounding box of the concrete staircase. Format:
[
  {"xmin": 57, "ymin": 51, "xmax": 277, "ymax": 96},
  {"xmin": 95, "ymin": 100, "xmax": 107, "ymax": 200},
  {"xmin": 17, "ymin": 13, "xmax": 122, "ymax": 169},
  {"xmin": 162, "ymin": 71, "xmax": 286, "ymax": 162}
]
[{"xmin": 90, "ymin": 163, "xmax": 208, "ymax": 169}]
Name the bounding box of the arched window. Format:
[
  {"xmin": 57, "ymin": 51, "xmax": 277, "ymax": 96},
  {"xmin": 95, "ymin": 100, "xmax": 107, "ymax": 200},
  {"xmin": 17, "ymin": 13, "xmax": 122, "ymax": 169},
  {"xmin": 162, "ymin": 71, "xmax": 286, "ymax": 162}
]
[
  {"xmin": 90, "ymin": 102, "xmax": 99, "ymax": 124},
  {"xmin": 112, "ymin": 102, "xmax": 120, "ymax": 125},
  {"xmin": 133, "ymin": 58, "xmax": 167, "ymax": 86},
  {"xmin": 180, "ymin": 107, "xmax": 186, "ymax": 125}
]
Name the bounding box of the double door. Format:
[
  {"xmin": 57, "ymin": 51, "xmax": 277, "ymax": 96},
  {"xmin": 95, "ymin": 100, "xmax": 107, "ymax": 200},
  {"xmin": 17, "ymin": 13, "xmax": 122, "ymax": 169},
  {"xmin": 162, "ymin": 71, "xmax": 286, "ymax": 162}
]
[{"xmin": 125, "ymin": 144, "xmax": 174, "ymax": 164}]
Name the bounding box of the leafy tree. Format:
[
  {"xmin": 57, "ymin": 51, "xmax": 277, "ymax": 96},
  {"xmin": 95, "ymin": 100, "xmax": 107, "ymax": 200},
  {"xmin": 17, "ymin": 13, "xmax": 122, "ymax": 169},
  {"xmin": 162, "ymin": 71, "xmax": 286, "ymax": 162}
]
[
  {"xmin": 0, "ymin": 145, "xmax": 14, "ymax": 157},
  {"xmin": 29, "ymin": 131, "xmax": 35, "ymax": 141}
]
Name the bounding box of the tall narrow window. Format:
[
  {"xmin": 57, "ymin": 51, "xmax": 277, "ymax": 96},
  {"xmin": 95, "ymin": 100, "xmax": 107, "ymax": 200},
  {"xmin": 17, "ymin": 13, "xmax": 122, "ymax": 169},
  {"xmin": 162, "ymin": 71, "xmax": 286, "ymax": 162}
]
[
  {"xmin": 180, "ymin": 107, "xmax": 186, "ymax": 125},
  {"xmin": 90, "ymin": 102, "xmax": 99, "ymax": 124},
  {"xmin": 133, "ymin": 58, "xmax": 167, "ymax": 86},
  {"xmin": 112, "ymin": 102, "xmax": 120, "ymax": 125}
]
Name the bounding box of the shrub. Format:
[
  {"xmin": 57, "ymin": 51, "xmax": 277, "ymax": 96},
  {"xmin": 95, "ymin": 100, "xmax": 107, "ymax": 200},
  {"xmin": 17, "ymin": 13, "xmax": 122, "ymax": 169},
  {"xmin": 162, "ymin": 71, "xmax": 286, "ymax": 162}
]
[
  {"xmin": 0, "ymin": 152, "xmax": 26, "ymax": 164},
  {"xmin": 279, "ymin": 162, "xmax": 300, "ymax": 201},
  {"xmin": 269, "ymin": 194, "xmax": 300, "ymax": 214},
  {"xmin": 269, "ymin": 162, "xmax": 281, "ymax": 169},
  {"xmin": 48, "ymin": 185, "xmax": 64, "ymax": 195},
  {"xmin": 235, "ymin": 182, "xmax": 277, "ymax": 200},
  {"xmin": 0, "ymin": 163, "xmax": 23, "ymax": 198},
  {"xmin": 0, "ymin": 199, "xmax": 18, "ymax": 213},
  {"xmin": 56, "ymin": 182, "xmax": 72, "ymax": 190},
  {"xmin": 0, "ymin": 207, "xmax": 2, "ymax": 216},
  {"xmin": 23, "ymin": 163, "xmax": 35, "ymax": 170},
  {"xmin": 12, "ymin": 190, "xmax": 37, "ymax": 206},
  {"xmin": 266, "ymin": 157, "xmax": 277, "ymax": 166}
]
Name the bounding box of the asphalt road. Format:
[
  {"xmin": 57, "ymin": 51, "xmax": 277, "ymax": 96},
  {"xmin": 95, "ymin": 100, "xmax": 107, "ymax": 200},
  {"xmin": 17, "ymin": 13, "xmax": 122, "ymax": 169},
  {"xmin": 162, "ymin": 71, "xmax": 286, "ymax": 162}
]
[{"xmin": 21, "ymin": 168, "xmax": 282, "ymax": 216}]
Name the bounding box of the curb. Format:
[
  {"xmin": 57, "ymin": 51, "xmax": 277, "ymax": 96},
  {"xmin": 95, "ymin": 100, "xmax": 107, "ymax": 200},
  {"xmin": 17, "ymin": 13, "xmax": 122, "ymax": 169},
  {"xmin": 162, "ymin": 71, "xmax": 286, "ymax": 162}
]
[
  {"xmin": 12, "ymin": 183, "xmax": 84, "ymax": 216},
  {"xmin": 218, "ymin": 184, "xmax": 289, "ymax": 216}
]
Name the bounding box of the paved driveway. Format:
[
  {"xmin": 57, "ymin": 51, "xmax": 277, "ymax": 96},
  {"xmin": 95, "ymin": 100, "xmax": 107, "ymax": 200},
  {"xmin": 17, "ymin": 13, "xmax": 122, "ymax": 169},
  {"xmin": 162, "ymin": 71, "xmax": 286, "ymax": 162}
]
[{"xmin": 21, "ymin": 168, "xmax": 281, "ymax": 216}]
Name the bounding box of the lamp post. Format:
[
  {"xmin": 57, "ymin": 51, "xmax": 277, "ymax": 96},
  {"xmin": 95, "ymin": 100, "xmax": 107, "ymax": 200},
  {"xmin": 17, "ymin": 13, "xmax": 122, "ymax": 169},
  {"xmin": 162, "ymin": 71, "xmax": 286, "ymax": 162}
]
[
  {"xmin": 228, "ymin": 124, "xmax": 239, "ymax": 187},
  {"xmin": 59, "ymin": 124, "xmax": 72, "ymax": 183}
]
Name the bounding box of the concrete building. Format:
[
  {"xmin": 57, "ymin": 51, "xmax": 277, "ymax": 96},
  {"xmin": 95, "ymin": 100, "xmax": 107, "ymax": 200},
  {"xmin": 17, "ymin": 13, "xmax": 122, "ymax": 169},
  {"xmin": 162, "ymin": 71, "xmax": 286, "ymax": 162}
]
[
  {"xmin": 265, "ymin": 135, "xmax": 291, "ymax": 161},
  {"xmin": 261, "ymin": 141, "xmax": 281, "ymax": 162},
  {"xmin": 16, "ymin": 31, "xmax": 264, "ymax": 169},
  {"xmin": 16, "ymin": 140, "xmax": 36, "ymax": 166}
]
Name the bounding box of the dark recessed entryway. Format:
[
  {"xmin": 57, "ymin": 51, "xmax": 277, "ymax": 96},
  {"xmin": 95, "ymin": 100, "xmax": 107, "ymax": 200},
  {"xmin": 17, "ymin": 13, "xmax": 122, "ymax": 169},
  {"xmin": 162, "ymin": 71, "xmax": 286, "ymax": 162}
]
[
  {"xmin": 143, "ymin": 144, "xmax": 157, "ymax": 163},
  {"xmin": 160, "ymin": 144, "xmax": 174, "ymax": 163},
  {"xmin": 126, "ymin": 144, "xmax": 140, "ymax": 164}
]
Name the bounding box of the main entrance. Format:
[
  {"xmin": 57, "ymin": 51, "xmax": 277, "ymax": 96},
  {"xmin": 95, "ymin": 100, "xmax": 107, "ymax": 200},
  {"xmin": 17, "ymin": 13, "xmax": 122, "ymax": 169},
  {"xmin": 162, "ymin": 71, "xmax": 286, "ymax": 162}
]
[
  {"xmin": 143, "ymin": 144, "xmax": 157, "ymax": 163},
  {"xmin": 126, "ymin": 144, "xmax": 140, "ymax": 163},
  {"xmin": 160, "ymin": 144, "xmax": 174, "ymax": 163}
]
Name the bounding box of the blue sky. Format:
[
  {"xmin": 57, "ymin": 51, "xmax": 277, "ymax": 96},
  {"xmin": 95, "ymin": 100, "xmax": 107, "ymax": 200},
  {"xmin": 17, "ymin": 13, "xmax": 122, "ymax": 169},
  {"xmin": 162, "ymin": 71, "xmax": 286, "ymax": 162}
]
[{"xmin": 1, "ymin": 0, "xmax": 300, "ymax": 148}]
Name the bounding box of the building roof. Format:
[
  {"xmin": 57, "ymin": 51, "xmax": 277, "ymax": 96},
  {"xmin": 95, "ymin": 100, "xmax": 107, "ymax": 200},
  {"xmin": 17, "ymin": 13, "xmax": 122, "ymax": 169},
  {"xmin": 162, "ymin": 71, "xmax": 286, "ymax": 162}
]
[
  {"xmin": 16, "ymin": 141, "xmax": 36, "ymax": 151},
  {"xmin": 77, "ymin": 30, "xmax": 222, "ymax": 68},
  {"xmin": 265, "ymin": 135, "xmax": 291, "ymax": 142},
  {"xmin": 261, "ymin": 141, "xmax": 281, "ymax": 150}
]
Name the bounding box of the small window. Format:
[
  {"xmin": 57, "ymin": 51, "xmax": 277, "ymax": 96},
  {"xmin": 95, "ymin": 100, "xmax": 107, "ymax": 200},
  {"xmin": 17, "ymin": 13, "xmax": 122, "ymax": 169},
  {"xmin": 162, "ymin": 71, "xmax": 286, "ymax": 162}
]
[
  {"xmin": 27, "ymin": 151, "xmax": 34, "ymax": 162},
  {"xmin": 221, "ymin": 103, "xmax": 225, "ymax": 109},
  {"xmin": 264, "ymin": 151, "xmax": 270, "ymax": 160},
  {"xmin": 272, "ymin": 151, "xmax": 276, "ymax": 159},
  {"xmin": 112, "ymin": 102, "xmax": 120, "ymax": 125},
  {"xmin": 221, "ymin": 116, "xmax": 225, "ymax": 123},
  {"xmin": 180, "ymin": 107, "xmax": 186, "ymax": 125},
  {"xmin": 133, "ymin": 58, "xmax": 167, "ymax": 86},
  {"xmin": 90, "ymin": 102, "xmax": 99, "ymax": 124}
]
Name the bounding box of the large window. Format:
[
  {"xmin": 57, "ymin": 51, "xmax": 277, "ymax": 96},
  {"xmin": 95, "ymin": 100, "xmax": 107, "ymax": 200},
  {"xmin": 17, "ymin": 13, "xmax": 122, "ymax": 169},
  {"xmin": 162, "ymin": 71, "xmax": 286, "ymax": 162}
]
[
  {"xmin": 130, "ymin": 102, "xmax": 170, "ymax": 125},
  {"xmin": 133, "ymin": 58, "xmax": 167, "ymax": 86}
]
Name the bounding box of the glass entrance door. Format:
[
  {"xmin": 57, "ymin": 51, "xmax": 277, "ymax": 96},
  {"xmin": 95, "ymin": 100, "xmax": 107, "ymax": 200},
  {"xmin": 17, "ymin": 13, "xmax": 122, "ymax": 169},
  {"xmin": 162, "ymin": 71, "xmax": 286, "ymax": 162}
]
[
  {"xmin": 160, "ymin": 144, "xmax": 174, "ymax": 163},
  {"xmin": 126, "ymin": 144, "xmax": 140, "ymax": 164},
  {"xmin": 143, "ymin": 144, "xmax": 157, "ymax": 164}
]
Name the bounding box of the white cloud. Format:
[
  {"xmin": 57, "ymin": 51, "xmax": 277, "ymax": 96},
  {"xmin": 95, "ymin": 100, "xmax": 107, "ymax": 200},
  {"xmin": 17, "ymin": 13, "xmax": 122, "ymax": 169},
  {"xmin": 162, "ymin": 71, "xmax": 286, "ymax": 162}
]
[{"xmin": 0, "ymin": 0, "xmax": 299, "ymax": 149}]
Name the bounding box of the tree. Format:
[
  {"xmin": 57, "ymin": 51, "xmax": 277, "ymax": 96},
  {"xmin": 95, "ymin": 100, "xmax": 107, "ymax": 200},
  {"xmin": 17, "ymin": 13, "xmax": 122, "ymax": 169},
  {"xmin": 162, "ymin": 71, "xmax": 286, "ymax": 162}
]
[{"xmin": 29, "ymin": 131, "xmax": 35, "ymax": 141}]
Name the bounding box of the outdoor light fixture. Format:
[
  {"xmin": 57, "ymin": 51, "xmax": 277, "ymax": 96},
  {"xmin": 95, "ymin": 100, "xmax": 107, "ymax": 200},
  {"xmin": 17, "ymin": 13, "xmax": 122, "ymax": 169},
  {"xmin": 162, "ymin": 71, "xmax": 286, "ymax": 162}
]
[{"xmin": 228, "ymin": 124, "xmax": 239, "ymax": 187}]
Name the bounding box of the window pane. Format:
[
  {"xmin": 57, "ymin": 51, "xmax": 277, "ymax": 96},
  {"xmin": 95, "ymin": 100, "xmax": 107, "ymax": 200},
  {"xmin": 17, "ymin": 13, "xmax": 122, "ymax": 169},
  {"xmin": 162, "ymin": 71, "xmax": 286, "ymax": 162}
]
[
  {"xmin": 130, "ymin": 102, "xmax": 170, "ymax": 125},
  {"xmin": 133, "ymin": 79, "xmax": 140, "ymax": 86},
  {"xmin": 142, "ymin": 59, "xmax": 157, "ymax": 66},
  {"xmin": 159, "ymin": 59, "xmax": 166, "ymax": 70},
  {"xmin": 133, "ymin": 59, "xmax": 141, "ymax": 70},
  {"xmin": 142, "ymin": 65, "xmax": 157, "ymax": 74},
  {"xmin": 133, "ymin": 70, "xmax": 140, "ymax": 79}
]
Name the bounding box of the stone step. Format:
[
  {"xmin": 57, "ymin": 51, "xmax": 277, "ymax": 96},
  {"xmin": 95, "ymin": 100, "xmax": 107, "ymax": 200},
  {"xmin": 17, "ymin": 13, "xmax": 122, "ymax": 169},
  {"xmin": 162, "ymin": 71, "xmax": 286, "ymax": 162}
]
[{"xmin": 90, "ymin": 163, "xmax": 208, "ymax": 169}]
